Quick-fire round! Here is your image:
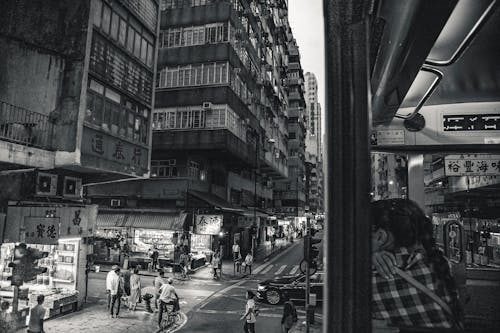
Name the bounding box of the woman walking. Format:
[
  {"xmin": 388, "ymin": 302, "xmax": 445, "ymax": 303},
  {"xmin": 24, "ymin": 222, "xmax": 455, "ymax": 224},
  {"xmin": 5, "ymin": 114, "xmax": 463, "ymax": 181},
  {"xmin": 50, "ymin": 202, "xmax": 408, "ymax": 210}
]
[
  {"xmin": 281, "ymin": 301, "xmax": 297, "ymax": 332},
  {"xmin": 128, "ymin": 266, "xmax": 141, "ymax": 311},
  {"xmin": 211, "ymin": 251, "xmax": 221, "ymax": 279},
  {"xmin": 240, "ymin": 290, "xmax": 258, "ymax": 333}
]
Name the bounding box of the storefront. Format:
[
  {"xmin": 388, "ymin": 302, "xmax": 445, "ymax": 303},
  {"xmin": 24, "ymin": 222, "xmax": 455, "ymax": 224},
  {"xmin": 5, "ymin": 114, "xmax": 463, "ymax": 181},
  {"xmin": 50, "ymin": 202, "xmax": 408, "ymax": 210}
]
[
  {"xmin": 191, "ymin": 214, "xmax": 223, "ymax": 266},
  {"xmin": 0, "ymin": 203, "xmax": 97, "ymax": 319},
  {"xmin": 95, "ymin": 210, "xmax": 187, "ymax": 270}
]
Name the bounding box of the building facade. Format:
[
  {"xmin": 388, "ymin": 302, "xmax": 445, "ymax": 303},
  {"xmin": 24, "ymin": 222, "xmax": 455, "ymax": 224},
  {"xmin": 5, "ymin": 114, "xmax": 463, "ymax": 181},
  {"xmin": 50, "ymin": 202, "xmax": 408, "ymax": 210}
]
[
  {"xmin": 0, "ymin": 0, "xmax": 160, "ymax": 313},
  {"xmin": 304, "ymin": 72, "xmax": 324, "ymax": 214},
  {"xmin": 88, "ymin": 0, "xmax": 302, "ymax": 258},
  {"xmin": 273, "ymin": 38, "xmax": 307, "ymax": 219}
]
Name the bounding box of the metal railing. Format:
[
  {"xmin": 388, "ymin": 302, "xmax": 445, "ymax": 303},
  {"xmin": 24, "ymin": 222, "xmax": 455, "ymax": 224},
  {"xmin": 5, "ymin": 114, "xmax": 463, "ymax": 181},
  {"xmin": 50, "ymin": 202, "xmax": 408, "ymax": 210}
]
[{"xmin": 0, "ymin": 100, "xmax": 54, "ymax": 150}]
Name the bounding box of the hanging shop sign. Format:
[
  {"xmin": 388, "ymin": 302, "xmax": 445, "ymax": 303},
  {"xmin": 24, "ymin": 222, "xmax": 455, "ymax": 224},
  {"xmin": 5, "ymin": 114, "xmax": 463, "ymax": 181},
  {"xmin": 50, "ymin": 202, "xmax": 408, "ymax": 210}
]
[
  {"xmin": 195, "ymin": 215, "xmax": 222, "ymax": 235},
  {"xmin": 444, "ymin": 154, "xmax": 500, "ymax": 176},
  {"xmin": 23, "ymin": 217, "xmax": 60, "ymax": 245}
]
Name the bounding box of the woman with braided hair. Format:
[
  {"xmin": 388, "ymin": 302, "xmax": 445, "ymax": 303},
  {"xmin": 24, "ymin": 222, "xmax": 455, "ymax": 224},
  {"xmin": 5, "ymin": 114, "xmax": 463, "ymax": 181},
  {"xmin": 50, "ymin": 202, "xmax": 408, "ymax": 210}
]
[{"xmin": 371, "ymin": 199, "xmax": 463, "ymax": 330}]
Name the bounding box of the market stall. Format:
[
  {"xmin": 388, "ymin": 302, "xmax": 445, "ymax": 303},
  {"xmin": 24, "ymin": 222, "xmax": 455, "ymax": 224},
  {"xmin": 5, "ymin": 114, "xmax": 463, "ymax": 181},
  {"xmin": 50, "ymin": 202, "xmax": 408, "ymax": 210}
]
[{"xmin": 0, "ymin": 203, "xmax": 97, "ymax": 320}]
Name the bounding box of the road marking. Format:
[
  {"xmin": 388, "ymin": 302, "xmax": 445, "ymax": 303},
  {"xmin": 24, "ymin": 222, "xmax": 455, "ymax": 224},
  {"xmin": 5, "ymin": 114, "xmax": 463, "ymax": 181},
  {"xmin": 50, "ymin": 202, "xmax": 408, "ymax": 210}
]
[
  {"xmin": 274, "ymin": 265, "xmax": 287, "ymax": 275},
  {"xmin": 261, "ymin": 264, "xmax": 274, "ymax": 274},
  {"xmin": 196, "ymin": 309, "xmax": 282, "ymax": 318},
  {"xmin": 289, "ymin": 265, "xmax": 299, "ymax": 275}
]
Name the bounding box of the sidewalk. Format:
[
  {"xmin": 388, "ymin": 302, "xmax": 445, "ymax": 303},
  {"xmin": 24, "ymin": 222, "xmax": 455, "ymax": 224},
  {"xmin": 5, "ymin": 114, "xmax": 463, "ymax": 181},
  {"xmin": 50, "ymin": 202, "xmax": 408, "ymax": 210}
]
[
  {"xmin": 16, "ymin": 299, "xmax": 160, "ymax": 333},
  {"xmin": 290, "ymin": 319, "xmax": 323, "ymax": 333}
]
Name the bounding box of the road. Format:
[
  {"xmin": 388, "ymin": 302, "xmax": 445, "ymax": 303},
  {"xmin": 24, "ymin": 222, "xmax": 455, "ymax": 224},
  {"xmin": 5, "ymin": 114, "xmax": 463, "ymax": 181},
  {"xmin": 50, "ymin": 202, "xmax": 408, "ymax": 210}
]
[{"xmin": 177, "ymin": 236, "xmax": 323, "ymax": 333}]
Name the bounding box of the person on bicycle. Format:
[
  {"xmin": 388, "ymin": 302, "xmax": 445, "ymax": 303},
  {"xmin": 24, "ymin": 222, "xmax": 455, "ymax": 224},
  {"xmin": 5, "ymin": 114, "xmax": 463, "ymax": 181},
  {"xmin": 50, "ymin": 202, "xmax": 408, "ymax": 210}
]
[{"xmin": 158, "ymin": 278, "xmax": 179, "ymax": 328}]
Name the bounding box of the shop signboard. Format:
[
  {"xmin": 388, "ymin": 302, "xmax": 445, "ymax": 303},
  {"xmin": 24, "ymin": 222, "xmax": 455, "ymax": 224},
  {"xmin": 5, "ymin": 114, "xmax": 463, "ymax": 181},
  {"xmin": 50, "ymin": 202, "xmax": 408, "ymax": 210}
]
[
  {"xmin": 24, "ymin": 217, "xmax": 60, "ymax": 245},
  {"xmin": 444, "ymin": 154, "xmax": 500, "ymax": 176},
  {"xmin": 371, "ymin": 129, "xmax": 405, "ymax": 145},
  {"xmin": 278, "ymin": 220, "xmax": 290, "ymax": 226},
  {"xmin": 195, "ymin": 215, "xmax": 222, "ymax": 235}
]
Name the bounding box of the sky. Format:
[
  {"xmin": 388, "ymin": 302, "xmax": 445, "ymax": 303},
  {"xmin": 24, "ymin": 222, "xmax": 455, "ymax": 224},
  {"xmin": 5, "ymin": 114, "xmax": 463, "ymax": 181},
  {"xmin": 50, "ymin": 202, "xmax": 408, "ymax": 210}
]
[{"xmin": 287, "ymin": 0, "xmax": 325, "ymax": 110}]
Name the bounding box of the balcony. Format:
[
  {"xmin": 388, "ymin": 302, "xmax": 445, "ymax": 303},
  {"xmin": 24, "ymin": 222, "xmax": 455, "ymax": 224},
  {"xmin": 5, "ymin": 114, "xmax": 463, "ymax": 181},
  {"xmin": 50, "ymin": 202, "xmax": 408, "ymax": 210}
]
[
  {"xmin": 0, "ymin": 100, "xmax": 53, "ymax": 150},
  {"xmin": 153, "ymin": 128, "xmax": 256, "ymax": 167},
  {"xmin": 260, "ymin": 150, "xmax": 288, "ymax": 179}
]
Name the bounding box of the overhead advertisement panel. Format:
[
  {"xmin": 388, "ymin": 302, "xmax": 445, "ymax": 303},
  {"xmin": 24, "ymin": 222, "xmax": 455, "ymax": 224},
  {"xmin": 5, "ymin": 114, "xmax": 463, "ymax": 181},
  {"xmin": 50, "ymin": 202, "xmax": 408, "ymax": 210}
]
[{"xmin": 444, "ymin": 154, "xmax": 500, "ymax": 176}]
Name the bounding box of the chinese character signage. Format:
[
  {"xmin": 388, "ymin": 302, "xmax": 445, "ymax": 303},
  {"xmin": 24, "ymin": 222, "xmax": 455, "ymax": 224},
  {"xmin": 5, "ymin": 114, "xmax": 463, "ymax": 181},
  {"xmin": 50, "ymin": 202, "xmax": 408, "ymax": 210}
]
[
  {"xmin": 444, "ymin": 154, "xmax": 500, "ymax": 176},
  {"xmin": 371, "ymin": 129, "xmax": 405, "ymax": 145},
  {"xmin": 24, "ymin": 217, "xmax": 60, "ymax": 245},
  {"xmin": 195, "ymin": 215, "xmax": 222, "ymax": 235},
  {"xmin": 81, "ymin": 127, "xmax": 149, "ymax": 177}
]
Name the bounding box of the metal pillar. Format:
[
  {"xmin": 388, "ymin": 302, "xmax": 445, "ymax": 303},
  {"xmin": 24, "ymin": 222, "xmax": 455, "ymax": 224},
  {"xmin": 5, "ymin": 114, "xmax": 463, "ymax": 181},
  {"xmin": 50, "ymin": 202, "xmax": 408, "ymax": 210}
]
[
  {"xmin": 324, "ymin": 1, "xmax": 372, "ymax": 332},
  {"xmin": 408, "ymin": 154, "xmax": 425, "ymax": 209}
]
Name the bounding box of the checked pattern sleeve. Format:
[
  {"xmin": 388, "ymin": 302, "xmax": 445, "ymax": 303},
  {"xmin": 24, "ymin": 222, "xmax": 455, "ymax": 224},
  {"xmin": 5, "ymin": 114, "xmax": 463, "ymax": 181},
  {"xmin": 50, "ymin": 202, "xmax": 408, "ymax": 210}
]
[{"xmin": 372, "ymin": 260, "xmax": 454, "ymax": 328}]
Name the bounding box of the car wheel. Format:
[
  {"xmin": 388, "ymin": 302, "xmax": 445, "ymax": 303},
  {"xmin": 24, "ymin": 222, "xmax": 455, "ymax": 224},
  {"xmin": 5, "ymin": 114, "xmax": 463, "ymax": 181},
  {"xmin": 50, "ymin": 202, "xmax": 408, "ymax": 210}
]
[{"xmin": 266, "ymin": 289, "xmax": 282, "ymax": 305}]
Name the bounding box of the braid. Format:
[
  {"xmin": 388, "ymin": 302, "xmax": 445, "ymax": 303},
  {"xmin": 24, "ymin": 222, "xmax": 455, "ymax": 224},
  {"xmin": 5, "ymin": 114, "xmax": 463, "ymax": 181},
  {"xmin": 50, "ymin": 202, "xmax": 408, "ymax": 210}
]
[{"xmin": 419, "ymin": 215, "xmax": 463, "ymax": 324}]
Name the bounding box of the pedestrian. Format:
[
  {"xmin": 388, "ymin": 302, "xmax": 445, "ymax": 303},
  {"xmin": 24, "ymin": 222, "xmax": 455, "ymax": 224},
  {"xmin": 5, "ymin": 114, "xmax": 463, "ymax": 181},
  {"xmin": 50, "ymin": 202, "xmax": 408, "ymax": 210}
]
[
  {"xmin": 281, "ymin": 301, "xmax": 297, "ymax": 332},
  {"xmin": 179, "ymin": 250, "xmax": 189, "ymax": 279},
  {"xmin": 153, "ymin": 270, "xmax": 167, "ymax": 311},
  {"xmin": 240, "ymin": 290, "xmax": 258, "ymax": 333},
  {"xmin": 128, "ymin": 266, "xmax": 141, "ymax": 311},
  {"xmin": 371, "ymin": 199, "xmax": 463, "ymax": 329},
  {"xmin": 211, "ymin": 251, "xmax": 220, "ymax": 279},
  {"xmin": 149, "ymin": 247, "xmax": 159, "ymax": 271},
  {"xmin": 109, "ymin": 265, "xmax": 125, "ymax": 318},
  {"xmin": 105, "ymin": 267, "xmax": 116, "ymax": 310},
  {"xmin": 27, "ymin": 295, "xmax": 46, "ymax": 333},
  {"xmin": 244, "ymin": 252, "xmax": 254, "ymax": 275},
  {"xmin": 0, "ymin": 301, "xmax": 14, "ymax": 333},
  {"xmin": 158, "ymin": 278, "xmax": 180, "ymax": 328},
  {"xmin": 232, "ymin": 241, "xmax": 240, "ymax": 260}
]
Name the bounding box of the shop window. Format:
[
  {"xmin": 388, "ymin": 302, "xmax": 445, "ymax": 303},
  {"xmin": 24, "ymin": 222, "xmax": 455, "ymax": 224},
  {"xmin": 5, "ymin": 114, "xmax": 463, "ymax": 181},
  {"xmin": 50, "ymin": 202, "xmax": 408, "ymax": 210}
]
[{"xmin": 230, "ymin": 189, "xmax": 242, "ymax": 206}]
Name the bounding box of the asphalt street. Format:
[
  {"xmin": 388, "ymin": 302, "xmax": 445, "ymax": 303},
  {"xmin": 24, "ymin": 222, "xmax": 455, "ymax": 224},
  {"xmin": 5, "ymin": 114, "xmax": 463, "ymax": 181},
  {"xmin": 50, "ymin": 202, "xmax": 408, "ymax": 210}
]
[{"xmin": 177, "ymin": 236, "xmax": 323, "ymax": 333}]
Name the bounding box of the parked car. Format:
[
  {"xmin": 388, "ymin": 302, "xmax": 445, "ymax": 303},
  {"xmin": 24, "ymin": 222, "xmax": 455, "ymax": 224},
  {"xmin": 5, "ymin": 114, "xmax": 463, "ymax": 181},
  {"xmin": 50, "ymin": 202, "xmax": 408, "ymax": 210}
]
[{"xmin": 257, "ymin": 272, "xmax": 324, "ymax": 305}]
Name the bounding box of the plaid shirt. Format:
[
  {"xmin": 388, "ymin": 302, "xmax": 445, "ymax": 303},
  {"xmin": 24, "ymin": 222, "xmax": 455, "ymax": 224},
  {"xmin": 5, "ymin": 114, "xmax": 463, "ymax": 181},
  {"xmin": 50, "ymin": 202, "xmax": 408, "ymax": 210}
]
[{"xmin": 372, "ymin": 248, "xmax": 454, "ymax": 328}]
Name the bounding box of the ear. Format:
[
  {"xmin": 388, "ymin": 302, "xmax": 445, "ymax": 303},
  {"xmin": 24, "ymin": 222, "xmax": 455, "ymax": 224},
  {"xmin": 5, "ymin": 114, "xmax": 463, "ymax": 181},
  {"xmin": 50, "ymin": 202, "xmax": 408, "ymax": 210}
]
[{"xmin": 374, "ymin": 228, "xmax": 389, "ymax": 248}]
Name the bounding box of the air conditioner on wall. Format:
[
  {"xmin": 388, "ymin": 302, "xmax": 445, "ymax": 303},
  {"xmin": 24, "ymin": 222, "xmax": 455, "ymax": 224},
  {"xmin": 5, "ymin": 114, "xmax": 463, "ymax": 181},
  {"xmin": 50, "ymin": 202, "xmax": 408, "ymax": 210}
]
[
  {"xmin": 203, "ymin": 102, "xmax": 213, "ymax": 110},
  {"xmin": 36, "ymin": 172, "xmax": 58, "ymax": 197},
  {"xmin": 110, "ymin": 199, "xmax": 122, "ymax": 207},
  {"xmin": 63, "ymin": 176, "xmax": 82, "ymax": 198}
]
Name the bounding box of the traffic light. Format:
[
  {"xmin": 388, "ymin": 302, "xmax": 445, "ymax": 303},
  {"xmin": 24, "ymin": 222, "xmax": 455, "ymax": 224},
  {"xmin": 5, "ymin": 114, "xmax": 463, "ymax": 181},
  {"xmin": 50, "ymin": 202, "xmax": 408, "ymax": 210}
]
[
  {"xmin": 304, "ymin": 234, "xmax": 321, "ymax": 263},
  {"xmin": 23, "ymin": 247, "xmax": 49, "ymax": 282},
  {"xmin": 8, "ymin": 243, "xmax": 28, "ymax": 286}
]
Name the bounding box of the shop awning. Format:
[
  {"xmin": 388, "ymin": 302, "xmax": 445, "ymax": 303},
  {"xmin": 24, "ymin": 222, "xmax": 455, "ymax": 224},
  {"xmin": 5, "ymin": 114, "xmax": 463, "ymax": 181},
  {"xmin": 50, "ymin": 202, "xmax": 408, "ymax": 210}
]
[
  {"xmin": 124, "ymin": 213, "xmax": 187, "ymax": 230},
  {"xmin": 188, "ymin": 190, "xmax": 244, "ymax": 213},
  {"xmin": 96, "ymin": 212, "xmax": 187, "ymax": 230},
  {"xmin": 238, "ymin": 210, "xmax": 269, "ymax": 218},
  {"xmin": 96, "ymin": 213, "xmax": 127, "ymax": 228}
]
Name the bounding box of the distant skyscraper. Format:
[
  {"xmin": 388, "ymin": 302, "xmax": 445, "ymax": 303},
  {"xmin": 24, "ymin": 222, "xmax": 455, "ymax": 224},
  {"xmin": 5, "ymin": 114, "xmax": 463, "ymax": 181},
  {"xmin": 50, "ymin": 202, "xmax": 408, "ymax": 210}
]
[{"xmin": 304, "ymin": 72, "xmax": 324, "ymax": 214}]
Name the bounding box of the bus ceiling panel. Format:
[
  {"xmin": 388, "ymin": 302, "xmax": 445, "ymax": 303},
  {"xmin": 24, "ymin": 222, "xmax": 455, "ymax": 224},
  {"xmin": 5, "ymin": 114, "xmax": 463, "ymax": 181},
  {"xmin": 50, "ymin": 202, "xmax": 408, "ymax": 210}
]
[
  {"xmin": 372, "ymin": 101, "xmax": 500, "ymax": 152},
  {"xmin": 371, "ymin": 0, "xmax": 458, "ymax": 125},
  {"xmin": 425, "ymin": 5, "xmax": 500, "ymax": 106},
  {"xmin": 426, "ymin": 0, "xmax": 499, "ymax": 66}
]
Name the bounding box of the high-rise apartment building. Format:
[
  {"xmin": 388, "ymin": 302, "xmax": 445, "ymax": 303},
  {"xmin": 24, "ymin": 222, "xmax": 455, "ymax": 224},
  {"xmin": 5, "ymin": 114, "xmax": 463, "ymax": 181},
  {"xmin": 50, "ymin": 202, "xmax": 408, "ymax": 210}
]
[
  {"xmin": 304, "ymin": 72, "xmax": 324, "ymax": 214},
  {"xmin": 88, "ymin": 0, "xmax": 304, "ymax": 258}
]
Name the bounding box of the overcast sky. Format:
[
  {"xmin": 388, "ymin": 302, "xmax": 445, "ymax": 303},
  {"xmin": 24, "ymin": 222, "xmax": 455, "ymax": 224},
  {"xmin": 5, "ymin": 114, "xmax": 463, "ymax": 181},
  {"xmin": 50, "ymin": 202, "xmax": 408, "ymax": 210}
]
[{"xmin": 288, "ymin": 0, "xmax": 325, "ymax": 109}]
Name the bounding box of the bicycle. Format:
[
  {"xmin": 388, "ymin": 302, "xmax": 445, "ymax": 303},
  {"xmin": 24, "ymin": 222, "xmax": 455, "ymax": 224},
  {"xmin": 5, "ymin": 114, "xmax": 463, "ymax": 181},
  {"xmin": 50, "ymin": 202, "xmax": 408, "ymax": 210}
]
[{"xmin": 159, "ymin": 302, "xmax": 183, "ymax": 331}]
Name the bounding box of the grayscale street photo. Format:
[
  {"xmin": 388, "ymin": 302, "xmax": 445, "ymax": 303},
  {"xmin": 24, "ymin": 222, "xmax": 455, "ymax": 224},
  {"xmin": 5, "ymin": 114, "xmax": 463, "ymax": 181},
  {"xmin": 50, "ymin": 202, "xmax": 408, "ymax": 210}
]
[{"xmin": 1, "ymin": 0, "xmax": 500, "ymax": 333}]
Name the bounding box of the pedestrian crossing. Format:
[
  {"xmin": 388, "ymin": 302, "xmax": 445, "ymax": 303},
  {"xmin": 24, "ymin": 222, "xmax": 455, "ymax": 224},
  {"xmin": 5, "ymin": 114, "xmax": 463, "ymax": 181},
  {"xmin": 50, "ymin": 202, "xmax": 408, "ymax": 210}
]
[{"xmin": 256, "ymin": 263, "xmax": 301, "ymax": 277}]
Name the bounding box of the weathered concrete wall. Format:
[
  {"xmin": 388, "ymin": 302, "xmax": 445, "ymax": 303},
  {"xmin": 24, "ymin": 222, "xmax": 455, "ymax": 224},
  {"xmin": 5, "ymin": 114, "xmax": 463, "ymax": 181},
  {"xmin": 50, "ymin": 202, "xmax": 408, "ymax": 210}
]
[{"xmin": 0, "ymin": 0, "xmax": 90, "ymax": 152}]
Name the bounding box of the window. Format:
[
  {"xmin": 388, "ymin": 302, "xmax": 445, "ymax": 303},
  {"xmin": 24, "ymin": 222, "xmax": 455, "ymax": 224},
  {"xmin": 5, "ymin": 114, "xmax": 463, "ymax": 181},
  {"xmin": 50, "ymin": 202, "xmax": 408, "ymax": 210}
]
[
  {"xmin": 151, "ymin": 159, "xmax": 178, "ymax": 178},
  {"xmin": 102, "ymin": 5, "xmax": 111, "ymax": 34},
  {"xmin": 118, "ymin": 18, "xmax": 127, "ymax": 46},
  {"xmin": 188, "ymin": 161, "xmax": 201, "ymax": 179},
  {"xmin": 157, "ymin": 62, "xmax": 230, "ymax": 88},
  {"xmin": 159, "ymin": 22, "xmax": 229, "ymax": 48},
  {"xmin": 110, "ymin": 12, "xmax": 120, "ymax": 40},
  {"xmin": 93, "ymin": 0, "xmax": 102, "ymax": 27}
]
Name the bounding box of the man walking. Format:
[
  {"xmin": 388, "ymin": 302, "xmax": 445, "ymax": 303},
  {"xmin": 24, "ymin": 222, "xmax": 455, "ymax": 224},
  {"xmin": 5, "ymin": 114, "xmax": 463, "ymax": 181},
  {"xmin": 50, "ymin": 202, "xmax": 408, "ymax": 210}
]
[
  {"xmin": 232, "ymin": 241, "xmax": 240, "ymax": 260},
  {"xmin": 108, "ymin": 265, "xmax": 124, "ymax": 318},
  {"xmin": 244, "ymin": 252, "xmax": 254, "ymax": 275},
  {"xmin": 240, "ymin": 290, "xmax": 258, "ymax": 333},
  {"xmin": 105, "ymin": 266, "xmax": 117, "ymax": 309},
  {"xmin": 27, "ymin": 295, "xmax": 46, "ymax": 333}
]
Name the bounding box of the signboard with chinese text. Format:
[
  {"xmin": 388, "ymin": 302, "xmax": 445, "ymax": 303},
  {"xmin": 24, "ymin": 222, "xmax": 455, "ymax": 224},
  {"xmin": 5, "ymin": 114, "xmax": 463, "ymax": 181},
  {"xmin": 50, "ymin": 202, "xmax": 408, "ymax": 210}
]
[
  {"xmin": 444, "ymin": 154, "xmax": 500, "ymax": 176},
  {"xmin": 81, "ymin": 127, "xmax": 149, "ymax": 177},
  {"xmin": 24, "ymin": 217, "xmax": 60, "ymax": 245},
  {"xmin": 195, "ymin": 215, "xmax": 222, "ymax": 235},
  {"xmin": 371, "ymin": 129, "xmax": 405, "ymax": 145}
]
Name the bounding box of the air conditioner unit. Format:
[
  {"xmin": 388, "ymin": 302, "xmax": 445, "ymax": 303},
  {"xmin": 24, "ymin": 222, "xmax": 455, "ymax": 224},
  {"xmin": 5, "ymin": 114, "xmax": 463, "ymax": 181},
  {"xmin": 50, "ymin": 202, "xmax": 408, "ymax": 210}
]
[
  {"xmin": 202, "ymin": 102, "xmax": 213, "ymax": 110},
  {"xmin": 36, "ymin": 172, "xmax": 58, "ymax": 196},
  {"xmin": 110, "ymin": 199, "xmax": 122, "ymax": 207},
  {"xmin": 63, "ymin": 176, "xmax": 82, "ymax": 198}
]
